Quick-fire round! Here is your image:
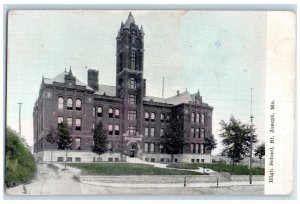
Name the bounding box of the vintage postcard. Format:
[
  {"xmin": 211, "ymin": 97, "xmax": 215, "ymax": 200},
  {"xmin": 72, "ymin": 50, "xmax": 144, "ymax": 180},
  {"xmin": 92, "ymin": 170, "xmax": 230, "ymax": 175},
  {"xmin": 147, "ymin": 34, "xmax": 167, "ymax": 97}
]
[{"xmin": 5, "ymin": 10, "xmax": 295, "ymax": 196}]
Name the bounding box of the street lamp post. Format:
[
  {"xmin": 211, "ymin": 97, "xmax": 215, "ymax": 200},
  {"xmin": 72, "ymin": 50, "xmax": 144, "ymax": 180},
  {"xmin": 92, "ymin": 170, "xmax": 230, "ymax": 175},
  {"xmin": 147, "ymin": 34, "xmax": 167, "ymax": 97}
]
[{"xmin": 249, "ymin": 88, "xmax": 254, "ymax": 185}]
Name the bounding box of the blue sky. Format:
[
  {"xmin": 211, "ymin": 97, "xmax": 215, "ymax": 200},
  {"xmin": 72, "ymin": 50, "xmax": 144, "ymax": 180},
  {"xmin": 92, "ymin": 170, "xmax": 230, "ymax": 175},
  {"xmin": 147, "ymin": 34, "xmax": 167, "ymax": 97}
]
[{"xmin": 7, "ymin": 10, "xmax": 267, "ymax": 154}]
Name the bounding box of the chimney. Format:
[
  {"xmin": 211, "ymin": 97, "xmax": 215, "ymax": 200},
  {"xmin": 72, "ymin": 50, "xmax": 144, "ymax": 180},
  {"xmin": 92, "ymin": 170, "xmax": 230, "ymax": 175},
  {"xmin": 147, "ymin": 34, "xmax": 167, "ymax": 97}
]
[
  {"xmin": 177, "ymin": 90, "xmax": 180, "ymax": 96},
  {"xmin": 87, "ymin": 69, "xmax": 99, "ymax": 91}
]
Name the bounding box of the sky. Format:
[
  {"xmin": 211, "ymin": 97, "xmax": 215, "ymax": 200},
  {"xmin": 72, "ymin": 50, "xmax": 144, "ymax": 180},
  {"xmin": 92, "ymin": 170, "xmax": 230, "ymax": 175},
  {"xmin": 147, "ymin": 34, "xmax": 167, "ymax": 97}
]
[{"xmin": 7, "ymin": 10, "xmax": 267, "ymax": 154}]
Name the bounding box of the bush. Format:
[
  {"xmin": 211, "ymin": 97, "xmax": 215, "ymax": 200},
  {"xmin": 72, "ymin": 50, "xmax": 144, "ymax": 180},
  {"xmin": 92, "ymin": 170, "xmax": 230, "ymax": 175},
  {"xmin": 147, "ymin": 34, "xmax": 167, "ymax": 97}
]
[{"xmin": 5, "ymin": 128, "xmax": 36, "ymax": 188}]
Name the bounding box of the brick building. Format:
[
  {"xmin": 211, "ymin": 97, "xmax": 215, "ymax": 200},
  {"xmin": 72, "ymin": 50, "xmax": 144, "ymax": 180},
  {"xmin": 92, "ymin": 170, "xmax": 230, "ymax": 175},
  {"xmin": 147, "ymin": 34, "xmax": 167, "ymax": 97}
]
[{"xmin": 33, "ymin": 13, "xmax": 214, "ymax": 163}]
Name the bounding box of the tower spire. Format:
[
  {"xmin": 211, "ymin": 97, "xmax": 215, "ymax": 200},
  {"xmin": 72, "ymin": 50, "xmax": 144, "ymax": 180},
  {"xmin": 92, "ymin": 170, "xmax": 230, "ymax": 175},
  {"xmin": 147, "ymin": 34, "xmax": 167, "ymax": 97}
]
[{"xmin": 126, "ymin": 11, "xmax": 135, "ymax": 24}]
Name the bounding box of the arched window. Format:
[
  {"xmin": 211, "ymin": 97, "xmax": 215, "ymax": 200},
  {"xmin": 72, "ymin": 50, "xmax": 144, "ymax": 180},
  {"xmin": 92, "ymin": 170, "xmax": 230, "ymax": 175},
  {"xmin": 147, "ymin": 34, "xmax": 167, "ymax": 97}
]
[
  {"xmin": 145, "ymin": 112, "xmax": 149, "ymax": 121},
  {"xmin": 76, "ymin": 99, "xmax": 82, "ymax": 111},
  {"xmin": 58, "ymin": 97, "xmax": 64, "ymax": 110},
  {"xmin": 67, "ymin": 98, "xmax": 73, "ymax": 110},
  {"xmin": 109, "ymin": 108, "xmax": 114, "ymax": 118},
  {"xmin": 201, "ymin": 113, "xmax": 205, "ymax": 124},
  {"xmin": 166, "ymin": 114, "xmax": 170, "ymax": 123},
  {"xmin": 151, "ymin": 113, "xmax": 156, "ymax": 122},
  {"xmin": 115, "ymin": 108, "xmax": 120, "ymax": 119},
  {"xmin": 129, "ymin": 77, "xmax": 137, "ymax": 89},
  {"xmin": 191, "ymin": 113, "xmax": 195, "ymax": 122},
  {"xmin": 196, "ymin": 113, "xmax": 200, "ymax": 123},
  {"xmin": 97, "ymin": 107, "xmax": 102, "ymax": 117},
  {"xmin": 160, "ymin": 113, "xmax": 165, "ymax": 122}
]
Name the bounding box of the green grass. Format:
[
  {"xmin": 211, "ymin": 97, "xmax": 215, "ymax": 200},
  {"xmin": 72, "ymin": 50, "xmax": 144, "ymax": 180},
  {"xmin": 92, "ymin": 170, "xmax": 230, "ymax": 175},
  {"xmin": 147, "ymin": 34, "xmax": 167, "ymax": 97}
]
[
  {"xmin": 5, "ymin": 127, "xmax": 37, "ymax": 188},
  {"xmin": 68, "ymin": 163, "xmax": 204, "ymax": 175},
  {"xmin": 167, "ymin": 163, "xmax": 265, "ymax": 175}
]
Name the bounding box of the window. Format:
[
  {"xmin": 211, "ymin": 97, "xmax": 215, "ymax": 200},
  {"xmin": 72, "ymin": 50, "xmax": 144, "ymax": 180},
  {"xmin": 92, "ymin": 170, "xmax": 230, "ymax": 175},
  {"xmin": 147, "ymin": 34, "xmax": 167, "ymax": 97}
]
[
  {"xmin": 196, "ymin": 143, "xmax": 200, "ymax": 154},
  {"xmin": 160, "ymin": 144, "xmax": 164, "ymax": 153},
  {"xmin": 196, "ymin": 113, "xmax": 200, "ymax": 123},
  {"xmin": 75, "ymin": 118, "xmax": 81, "ymax": 130},
  {"xmin": 145, "ymin": 112, "xmax": 149, "ymax": 121},
  {"xmin": 75, "ymin": 157, "xmax": 81, "ymax": 162},
  {"xmin": 201, "ymin": 113, "xmax": 205, "ymax": 124},
  {"xmin": 92, "ymin": 107, "xmax": 95, "ymax": 117},
  {"xmin": 160, "ymin": 158, "xmax": 164, "ymax": 163},
  {"xmin": 128, "ymin": 110, "xmax": 136, "ymax": 121},
  {"xmin": 150, "ymin": 158, "xmax": 155, "ymax": 162},
  {"xmin": 196, "ymin": 128, "xmax": 200, "ymax": 138},
  {"xmin": 150, "ymin": 128, "xmax": 155, "ymax": 137},
  {"xmin": 128, "ymin": 126, "xmax": 137, "ymax": 136},
  {"xmin": 201, "ymin": 159, "xmax": 205, "ymax": 163},
  {"xmin": 191, "ymin": 128, "xmax": 195, "ymax": 137},
  {"xmin": 109, "ymin": 108, "xmax": 114, "ymax": 118},
  {"xmin": 97, "ymin": 107, "xmax": 102, "ymax": 117},
  {"xmin": 75, "ymin": 138, "xmax": 81, "ymax": 150},
  {"xmin": 58, "ymin": 117, "xmax": 63, "ymax": 124},
  {"xmin": 196, "ymin": 159, "xmax": 200, "ymax": 163},
  {"xmin": 67, "ymin": 98, "xmax": 73, "ymax": 110},
  {"xmin": 115, "ymin": 125, "xmax": 120, "ymax": 135},
  {"xmin": 129, "ymin": 95, "xmax": 136, "ymax": 105},
  {"xmin": 166, "ymin": 114, "xmax": 170, "ymax": 123},
  {"xmin": 160, "ymin": 129, "xmax": 164, "ymax": 137},
  {"xmin": 108, "ymin": 158, "xmax": 113, "ymax": 162},
  {"xmin": 145, "ymin": 127, "xmax": 149, "ymax": 137},
  {"xmin": 131, "ymin": 50, "xmax": 136, "ymax": 70},
  {"xmin": 174, "ymin": 158, "xmax": 178, "ymax": 162},
  {"xmin": 115, "ymin": 109, "xmax": 120, "ymax": 119},
  {"xmin": 67, "ymin": 117, "xmax": 72, "ymax": 127},
  {"xmin": 57, "ymin": 157, "xmax": 64, "ymax": 162},
  {"xmin": 160, "ymin": 113, "xmax": 165, "ymax": 122},
  {"xmin": 115, "ymin": 158, "xmax": 119, "ymax": 162},
  {"xmin": 67, "ymin": 157, "xmax": 72, "ymax": 162},
  {"xmin": 76, "ymin": 99, "xmax": 82, "ymax": 111},
  {"xmin": 201, "ymin": 128, "xmax": 205, "ymax": 138},
  {"xmin": 150, "ymin": 143, "xmax": 155, "ymax": 153},
  {"xmin": 191, "ymin": 113, "xmax": 195, "ymax": 122},
  {"xmin": 144, "ymin": 143, "xmax": 149, "ymax": 153},
  {"xmin": 129, "ymin": 77, "xmax": 137, "ymax": 89},
  {"xmin": 191, "ymin": 143, "xmax": 195, "ymax": 153},
  {"xmin": 201, "ymin": 144, "xmax": 204, "ymax": 154},
  {"xmin": 108, "ymin": 142, "xmax": 113, "ymax": 152},
  {"xmin": 150, "ymin": 113, "xmax": 155, "ymax": 122},
  {"xmin": 108, "ymin": 125, "xmax": 113, "ymax": 135},
  {"xmin": 58, "ymin": 97, "xmax": 64, "ymax": 110},
  {"xmin": 191, "ymin": 159, "xmax": 195, "ymax": 163}
]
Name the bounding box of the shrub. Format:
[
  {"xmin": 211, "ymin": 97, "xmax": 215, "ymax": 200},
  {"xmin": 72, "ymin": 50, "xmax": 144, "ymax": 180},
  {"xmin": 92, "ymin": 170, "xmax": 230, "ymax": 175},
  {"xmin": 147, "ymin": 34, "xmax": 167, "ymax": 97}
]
[{"xmin": 5, "ymin": 128, "xmax": 36, "ymax": 188}]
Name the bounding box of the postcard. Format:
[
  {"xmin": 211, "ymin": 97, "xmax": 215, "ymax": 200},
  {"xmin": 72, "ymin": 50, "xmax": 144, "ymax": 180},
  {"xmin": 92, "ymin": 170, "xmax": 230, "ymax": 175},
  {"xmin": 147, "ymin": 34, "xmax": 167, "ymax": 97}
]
[{"xmin": 5, "ymin": 10, "xmax": 296, "ymax": 196}]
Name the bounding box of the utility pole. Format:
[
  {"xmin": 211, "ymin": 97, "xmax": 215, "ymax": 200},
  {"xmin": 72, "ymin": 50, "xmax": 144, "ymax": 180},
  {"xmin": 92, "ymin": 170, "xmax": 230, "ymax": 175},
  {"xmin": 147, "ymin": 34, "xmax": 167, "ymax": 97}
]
[
  {"xmin": 18, "ymin": 102, "xmax": 22, "ymax": 138},
  {"xmin": 249, "ymin": 88, "xmax": 254, "ymax": 184},
  {"xmin": 162, "ymin": 77, "xmax": 165, "ymax": 98}
]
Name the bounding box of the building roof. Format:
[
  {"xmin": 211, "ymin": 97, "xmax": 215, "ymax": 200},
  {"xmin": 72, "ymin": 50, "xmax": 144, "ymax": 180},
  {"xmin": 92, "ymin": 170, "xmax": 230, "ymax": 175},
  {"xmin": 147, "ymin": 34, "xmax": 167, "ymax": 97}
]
[
  {"xmin": 44, "ymin": 70, "xmax": 94, "ymax": 90},
  {"xmin": 95, "ymin": 84, "xmax": 116, "ymax": 96},
  {"xmin": 144, "ymin": 90, "xmax": 201, "ymax": 106}
]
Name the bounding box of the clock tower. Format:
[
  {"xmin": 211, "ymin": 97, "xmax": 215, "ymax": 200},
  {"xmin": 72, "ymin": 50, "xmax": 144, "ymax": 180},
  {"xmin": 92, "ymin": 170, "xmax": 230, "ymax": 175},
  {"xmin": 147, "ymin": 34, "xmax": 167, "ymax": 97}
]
[{"xmin": 116, "ymin": 12, "xmax": 146, "ymax": 156}]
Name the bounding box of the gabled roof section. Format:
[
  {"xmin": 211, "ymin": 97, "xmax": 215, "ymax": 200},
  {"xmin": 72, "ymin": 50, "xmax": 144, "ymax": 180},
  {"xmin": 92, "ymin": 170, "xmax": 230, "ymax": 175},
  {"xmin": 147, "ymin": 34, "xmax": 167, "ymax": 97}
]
[
  {"xmin": 144, "ymin": 90, "xmax": 202, "ymax": 106},
  {"xmin": 43, "ymin": 70, "xmax": 93, "ymax": 90},
  {"xmin": 95, "ymin": 84, "xmax": 116, "ymax": 96}
]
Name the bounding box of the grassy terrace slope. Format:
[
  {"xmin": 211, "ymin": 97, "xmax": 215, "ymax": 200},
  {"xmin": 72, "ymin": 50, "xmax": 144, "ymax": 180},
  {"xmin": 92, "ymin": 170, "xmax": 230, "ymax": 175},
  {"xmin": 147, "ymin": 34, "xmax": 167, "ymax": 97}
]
[
  {"xmin": 166, "ymin": 163, "xmax": 264, "ymax": 175},
  {"xmin": 68, "ymin": 163, "xmax": 204, "ymax": 175}
]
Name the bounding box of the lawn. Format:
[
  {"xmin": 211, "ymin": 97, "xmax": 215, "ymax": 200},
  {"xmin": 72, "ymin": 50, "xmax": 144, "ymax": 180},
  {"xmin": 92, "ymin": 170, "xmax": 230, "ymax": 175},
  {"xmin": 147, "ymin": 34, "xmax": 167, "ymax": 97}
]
[
  {"xmin": 166, "ymin": 163, "xmax": 264, "ymax": 175},
  {"xmin": 68, "ymin": 163, "xmax": 204, "ymax": 175}
]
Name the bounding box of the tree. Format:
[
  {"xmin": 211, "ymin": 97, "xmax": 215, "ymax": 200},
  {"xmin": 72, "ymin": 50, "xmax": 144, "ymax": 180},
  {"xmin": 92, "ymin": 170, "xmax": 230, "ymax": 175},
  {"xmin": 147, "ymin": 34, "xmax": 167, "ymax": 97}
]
[
  {"xmin": 91, "ymin": 121, "xmax": 108, "ymax": 162},
  {"xmin": 56, "ymin": 122, "xmax": 72, "ymax": 150},
  {"xmin": 219, "ymin": 116, "xmax": 258, "ymax": 171},
  {"xmin": 46, "ymin": 126, "xmax": 56, "ymax": 163},
  {"xmin": 254, "ymin": 143, "xmax": 265, "ymax": 167},
  {"xmin": 203, "ymin": 135, "xmax": 217, "ymax": 152},
  {"xmin": 161, "ymin": 112, "xmax": 185, "ymax": 162},
  {"xmin": 56, "ymin": 122, "xmax": 72, "ymax": 169}
]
